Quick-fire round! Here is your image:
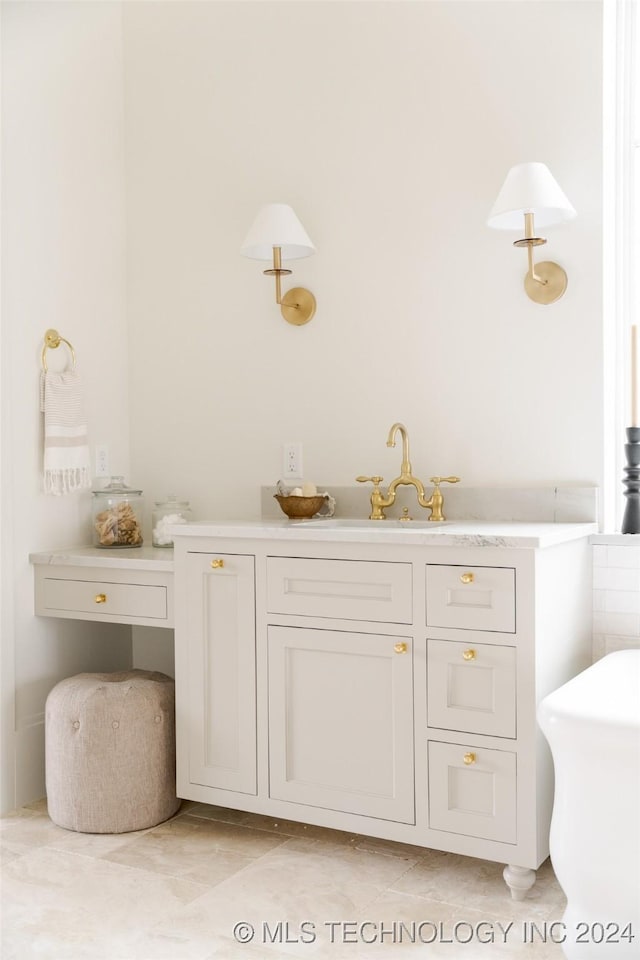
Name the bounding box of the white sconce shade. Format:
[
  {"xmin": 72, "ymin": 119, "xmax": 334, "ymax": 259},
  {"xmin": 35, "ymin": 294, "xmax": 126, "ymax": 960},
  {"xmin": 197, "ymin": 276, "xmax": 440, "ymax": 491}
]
[
  {"xmin": 241, "ymin": 203, "xmax": 317, "ymax": 325},
  {"xmin": 241, "ymin": 204, "xmax": 315, "ymax": 260},
  {"xmin": 487, "ymin": 162, "xmax": 576, "ymax": 229},
  {"xmin": 487, "ymin": 162, "xmax": 576, "ymax": 305}
]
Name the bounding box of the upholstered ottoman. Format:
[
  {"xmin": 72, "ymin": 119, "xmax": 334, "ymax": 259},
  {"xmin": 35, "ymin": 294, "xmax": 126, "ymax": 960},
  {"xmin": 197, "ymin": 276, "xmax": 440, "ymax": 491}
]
[{"xmin": 45, "ymin": 669, "xmax": 180, "ymax": 833}]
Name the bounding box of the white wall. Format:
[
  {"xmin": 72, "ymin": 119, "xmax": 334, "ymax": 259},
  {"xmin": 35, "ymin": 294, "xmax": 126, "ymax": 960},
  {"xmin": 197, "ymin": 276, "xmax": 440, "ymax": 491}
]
[
  {"xmin": 123, "ymin": 1, "xmax": 603, "ymax": 525},
  {"xmin": 1, "ymin": 1, "xmax": 132, "ymax": 811}
]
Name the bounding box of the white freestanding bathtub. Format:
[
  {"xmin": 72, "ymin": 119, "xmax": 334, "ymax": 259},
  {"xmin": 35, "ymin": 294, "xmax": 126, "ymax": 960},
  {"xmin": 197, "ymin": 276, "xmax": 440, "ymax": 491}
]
[{"xmin": 538, "ymin": 649, "xmax": 640, "ymax": 959}]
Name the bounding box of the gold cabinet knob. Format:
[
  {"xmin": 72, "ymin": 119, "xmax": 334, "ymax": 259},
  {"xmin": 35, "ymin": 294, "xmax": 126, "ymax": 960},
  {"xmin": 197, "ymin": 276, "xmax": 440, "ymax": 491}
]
[
  {"xmin": 210, "ymin": 559, "xmax": 225, "ymax": 569},
  {"xmin": 463, "ymin": 752, "xmax": 476, "ymax": 765},
  {"xmin": 460, "ymin": 572, "xmax": 474, "ymax": 584},
  {"xmin": 94, "ymin": 593, "xmax": 107, "ymax": 604},
  {"xmin": 394, "ymin": 642, "xmax": 408, "ymax": 654},
  {"xmin": 462, "ymin": 649, "xmax": 476, "ymax": 661}
]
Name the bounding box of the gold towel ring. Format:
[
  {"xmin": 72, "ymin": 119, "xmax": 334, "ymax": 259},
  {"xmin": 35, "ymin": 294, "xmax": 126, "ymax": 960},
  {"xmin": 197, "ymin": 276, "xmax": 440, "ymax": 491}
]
[{"xmin": 42, "ymin": 328, "xmax": 76, "ymax": 371}]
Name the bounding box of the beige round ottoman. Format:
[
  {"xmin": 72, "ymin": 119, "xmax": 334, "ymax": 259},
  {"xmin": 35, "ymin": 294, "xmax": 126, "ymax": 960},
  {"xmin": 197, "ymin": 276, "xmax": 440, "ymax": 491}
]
[{"xmin": 45, "ymin": 669, "xmax": 180, "ymax": 833}]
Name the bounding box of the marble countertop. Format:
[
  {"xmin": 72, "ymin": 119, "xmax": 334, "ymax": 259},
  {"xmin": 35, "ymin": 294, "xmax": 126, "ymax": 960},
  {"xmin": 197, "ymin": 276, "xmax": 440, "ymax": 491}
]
[
  {"xmin": 170, "ymin": 518, "xmax": 598, "ymax": 549},
  {"xmin": 29, "ymin": 545, "xmax": 174, "ymax": 571},
  {"xmin": 29, "ymin": 521, "xmax": 598, "ymax": 571}
]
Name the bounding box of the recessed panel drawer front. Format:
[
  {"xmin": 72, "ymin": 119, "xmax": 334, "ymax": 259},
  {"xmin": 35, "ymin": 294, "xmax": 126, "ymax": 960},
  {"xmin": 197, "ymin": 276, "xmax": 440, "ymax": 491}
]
[
  {"xmin": 266, "ymin": 557, "xmax": 413, "ymax": 623},
  {"xmin": 42, "ymin": 577, "xmax": 167, "ymax": 620},
  {"xmin": 427, "ymin": 639, "xmax": 516, "ymax": 738},
  {"xmin": 426, "ymin": 565, "xmax": 515, "ymax": 633},
  {"xmin": 428, "ymin": 740, "xmax": 517, "ymax": 844}
]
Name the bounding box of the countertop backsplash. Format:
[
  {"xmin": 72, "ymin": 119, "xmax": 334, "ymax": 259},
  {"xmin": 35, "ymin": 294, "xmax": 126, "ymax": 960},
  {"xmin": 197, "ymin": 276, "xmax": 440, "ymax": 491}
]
[{"xmin": 262, "ymin": 484, "xmax": 599, "ymax": 524}]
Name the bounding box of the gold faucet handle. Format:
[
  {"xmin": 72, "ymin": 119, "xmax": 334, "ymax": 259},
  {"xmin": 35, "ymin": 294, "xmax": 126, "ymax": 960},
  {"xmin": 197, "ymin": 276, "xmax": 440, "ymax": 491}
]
[
  {"xmin": 427, "ymin": 476, "xmax": 459, "ymax": 523},
  {"xmin": 356, "ymin": 475, "xmax": 384, "ymax": 489}
]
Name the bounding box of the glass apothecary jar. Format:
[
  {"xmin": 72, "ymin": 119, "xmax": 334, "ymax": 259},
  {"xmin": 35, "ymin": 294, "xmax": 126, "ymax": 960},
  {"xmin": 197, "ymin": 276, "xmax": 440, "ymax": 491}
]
[
  {"xmin": 92, "ymin": 476, "xmax": 144, "ymax": 548},
  {"xmin": 152, "ymin": 495, "xmax": 192, "ymax": 547}
]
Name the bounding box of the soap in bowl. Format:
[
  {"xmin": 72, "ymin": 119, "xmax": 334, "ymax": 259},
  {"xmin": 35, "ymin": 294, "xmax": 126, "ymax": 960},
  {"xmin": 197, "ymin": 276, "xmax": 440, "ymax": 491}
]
[{"xmin": 274, "ymin": 494, "xmax": 327, "ymax": 519}]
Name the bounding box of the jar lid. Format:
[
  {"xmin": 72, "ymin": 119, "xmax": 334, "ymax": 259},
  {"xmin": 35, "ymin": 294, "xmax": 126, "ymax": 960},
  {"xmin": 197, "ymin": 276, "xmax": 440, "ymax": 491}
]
[
  {"xmin": 93, "ymin": 476, "xmax": 143, "ymax": 496},
  {"xmin": 154, "ymin": 494, "xmax": 189, "ymax": 507}
]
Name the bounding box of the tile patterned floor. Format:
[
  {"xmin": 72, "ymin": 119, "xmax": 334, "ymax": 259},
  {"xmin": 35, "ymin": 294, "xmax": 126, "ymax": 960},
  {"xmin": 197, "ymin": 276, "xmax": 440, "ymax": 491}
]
[{"xmin": 1, "ymin": 799, "xmax": 568, "ymax": 959}]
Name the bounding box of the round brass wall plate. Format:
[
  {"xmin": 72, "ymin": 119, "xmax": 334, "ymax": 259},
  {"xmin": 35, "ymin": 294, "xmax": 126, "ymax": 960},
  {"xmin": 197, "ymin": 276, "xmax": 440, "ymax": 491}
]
[
  {"xmin": 44, "ymin": 328, "xmax": 62, "ymax": 349},
  {"xmin": 524, "ymin": 261, "xmax": 568, "ymax": 305},
  {"xmin": 280, "ymin": 287, "xmax": 316, "ymax": 326}
]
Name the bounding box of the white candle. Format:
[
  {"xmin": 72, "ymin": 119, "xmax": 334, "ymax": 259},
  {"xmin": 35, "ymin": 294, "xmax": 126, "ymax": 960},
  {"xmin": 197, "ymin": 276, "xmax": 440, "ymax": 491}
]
[{"xmin": 633, "ymin": 325, "xmax": 638, "ymax": 427}]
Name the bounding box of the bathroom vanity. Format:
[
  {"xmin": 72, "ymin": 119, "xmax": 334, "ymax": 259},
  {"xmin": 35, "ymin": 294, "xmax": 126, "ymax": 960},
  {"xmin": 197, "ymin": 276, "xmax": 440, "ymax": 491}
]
[
  {"xmin": 31, "ymin": 519, "xmax": 594, "ymax": 898},
  {"xmin": 170, "ymin": 519, "xmax": 594, "ymax": 899}
]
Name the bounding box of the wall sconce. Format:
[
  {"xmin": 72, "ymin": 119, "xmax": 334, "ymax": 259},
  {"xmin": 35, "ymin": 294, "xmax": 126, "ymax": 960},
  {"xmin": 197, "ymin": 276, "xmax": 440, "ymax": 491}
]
[
  {"xmin": 487, "ymin": 162, "xmax": 576, "ymax": 305},
  {"xmin": 241, "ymin": 203, "xmax": 316, "ymax": 325}
]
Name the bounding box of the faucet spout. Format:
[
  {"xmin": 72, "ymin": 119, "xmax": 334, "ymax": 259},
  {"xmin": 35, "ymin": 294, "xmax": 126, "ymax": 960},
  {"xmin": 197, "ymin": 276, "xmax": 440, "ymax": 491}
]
[
  {"xmin": 386, "ymin": 422, "xmax": 412, "ymax": 478},
  {"xmin": 384, "ymin": 422, "xmax": 429, "ymax": 507}
]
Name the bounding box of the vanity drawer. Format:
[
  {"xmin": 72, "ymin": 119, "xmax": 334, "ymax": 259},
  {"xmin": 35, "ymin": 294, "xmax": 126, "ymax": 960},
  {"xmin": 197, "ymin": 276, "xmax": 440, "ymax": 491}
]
[
  {"xmin": 266, "ymin": 557, "xmax": 413, "ymax": 624},
  {"xmin": 427, "ymin": 638, "xmax": 516, "ymax": 737},
  {"xmin": 426, "ymin": 564, "xmax": 515, "ymax": 633},
  {"xmin": 428, "ymin": 740, "xmax": 516, "ymax": 844},
  {"xmin": 38, "ymin": 575, "xmax": 169, "ymax": 624}
]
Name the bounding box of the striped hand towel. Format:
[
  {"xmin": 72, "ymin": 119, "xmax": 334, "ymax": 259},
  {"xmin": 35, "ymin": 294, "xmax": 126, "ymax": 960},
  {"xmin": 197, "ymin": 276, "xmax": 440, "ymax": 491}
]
[{"xmin": 40, "ymin": 369, "xmax": 92, "ymax": 495}]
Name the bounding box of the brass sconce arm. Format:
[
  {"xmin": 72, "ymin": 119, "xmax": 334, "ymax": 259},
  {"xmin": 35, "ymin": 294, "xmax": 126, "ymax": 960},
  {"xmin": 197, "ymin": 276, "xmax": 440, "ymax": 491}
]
[
  {"xmin": 263, "ymin": 246, "xmax": 292, "ymax": 305},
  {"xmin": 512, "ymin": 211, "xmax": 568, "ymax": 303},
  {"xmin": 263, "ymin": 247, "xmax": 316, "ymax": 326},
  {"xmin": 514, "ymin": 212, "xmax": 548, "ymax": 285}
]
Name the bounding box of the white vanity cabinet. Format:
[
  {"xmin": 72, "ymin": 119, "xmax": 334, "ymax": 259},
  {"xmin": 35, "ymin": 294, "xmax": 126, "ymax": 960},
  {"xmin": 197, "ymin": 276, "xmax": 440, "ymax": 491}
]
[{"xmin": 172, "ymin": 520, "xmax": 594, "ymax": 899}]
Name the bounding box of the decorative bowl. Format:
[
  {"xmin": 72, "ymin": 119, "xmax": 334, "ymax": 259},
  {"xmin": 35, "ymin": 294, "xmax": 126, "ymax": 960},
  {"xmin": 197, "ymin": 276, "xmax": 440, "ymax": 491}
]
[{"xmin": 274, "ymin": 494, "xmax": 327, "ymax": 519}]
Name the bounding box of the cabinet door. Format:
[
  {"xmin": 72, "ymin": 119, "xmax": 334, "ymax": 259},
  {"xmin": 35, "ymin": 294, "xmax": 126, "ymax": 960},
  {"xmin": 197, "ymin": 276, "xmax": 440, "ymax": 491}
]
[
  {"xmin": 185, "ymin": 552, "xmax": 256, "ymax": 795},
  {"xmin": 268, "ymin": 626, "xmax": 415, "ymax": 823}
]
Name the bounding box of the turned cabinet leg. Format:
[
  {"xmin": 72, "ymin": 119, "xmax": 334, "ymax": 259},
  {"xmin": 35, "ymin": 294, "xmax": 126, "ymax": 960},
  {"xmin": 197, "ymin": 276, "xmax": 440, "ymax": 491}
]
[{"xmin": 503, "ymin": 864, "xmax": 537, "ymax": 900}]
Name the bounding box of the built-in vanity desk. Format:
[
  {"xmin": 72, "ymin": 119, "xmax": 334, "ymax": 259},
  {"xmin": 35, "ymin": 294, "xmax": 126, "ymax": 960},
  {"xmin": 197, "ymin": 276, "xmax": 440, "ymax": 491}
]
[
  {"xmin": 30, "ymin": 519, "xmax": 595, "ymax": 899},
  {"xmin": 171, "ymin": 519, "xmax": 595, "ymax": 900},
  {"xmin": 30, "ymin": 546, "xmax": 175, "ymax": 628}
]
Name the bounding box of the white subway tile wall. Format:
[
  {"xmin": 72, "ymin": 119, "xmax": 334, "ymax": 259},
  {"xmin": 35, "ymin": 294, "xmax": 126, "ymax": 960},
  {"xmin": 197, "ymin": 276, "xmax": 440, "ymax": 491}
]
[{"xmin": 593, "ymin": 544, "xmax": 640, "ymax": 660}]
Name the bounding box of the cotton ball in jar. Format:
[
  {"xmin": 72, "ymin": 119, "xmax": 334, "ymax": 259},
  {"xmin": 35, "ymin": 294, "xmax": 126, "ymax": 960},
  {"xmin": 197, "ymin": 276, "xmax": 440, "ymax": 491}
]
[{"xmin": 152, "ymin": 512, "xmax": 187, "ymax": 547}]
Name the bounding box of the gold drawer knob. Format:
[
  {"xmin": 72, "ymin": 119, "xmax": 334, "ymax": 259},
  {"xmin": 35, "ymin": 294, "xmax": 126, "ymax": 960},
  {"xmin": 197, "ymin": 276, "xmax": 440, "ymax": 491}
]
[
  {"xmin": 463, "ymin": 752, "xmax": 476, "ymax": 765},
  {"xmin": 94, "ymin": 594, "xmax": 107, "ymax": 604},
  {"xmin": 460, "ymin": 572, "xmax": 474, "ymax": 584},
  {"xmin": 210, "ymin": 559, "xmax": 225, "ymax": 569},
  {"xmin": 462, "ymin": 649, "xmax": 476, "ymax": 661},
  {"xmin": 394, "ymin": 642, "xmax": 408, "ymax": 654}
]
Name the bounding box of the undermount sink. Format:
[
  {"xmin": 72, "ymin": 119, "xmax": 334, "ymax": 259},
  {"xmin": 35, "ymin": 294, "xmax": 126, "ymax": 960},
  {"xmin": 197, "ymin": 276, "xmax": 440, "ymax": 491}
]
[{"xmin": 308, "ymin": 518, "xmax": 451, "ymax": 530}]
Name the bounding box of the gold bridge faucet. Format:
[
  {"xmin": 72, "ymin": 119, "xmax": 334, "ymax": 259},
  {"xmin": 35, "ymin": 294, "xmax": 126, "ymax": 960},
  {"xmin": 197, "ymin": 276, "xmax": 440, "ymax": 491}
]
[{"xmin": 357, "ymin": 422, "xmax": 459, "ymax": 521}]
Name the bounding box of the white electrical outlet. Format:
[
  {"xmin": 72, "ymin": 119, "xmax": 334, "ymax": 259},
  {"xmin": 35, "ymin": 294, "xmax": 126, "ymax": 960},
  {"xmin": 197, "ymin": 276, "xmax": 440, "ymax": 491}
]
[
  {"xmin": 95, "ymin": 444, "xmax": 110, "ymax": 478},
  {"xmin": 283, "ymin": 442, "xmax": 303, "ymax": 479}
]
